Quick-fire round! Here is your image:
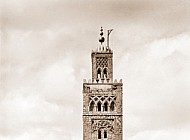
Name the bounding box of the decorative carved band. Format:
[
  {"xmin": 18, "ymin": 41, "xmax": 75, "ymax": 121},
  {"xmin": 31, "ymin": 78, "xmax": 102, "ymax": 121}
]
[
  {"xmin": 92, "ymin": 120, "xmax": 114, "ymax": 133},
  {"xmin": 96, "ymin": 57, "xmax": 108, "ymax": 68}
]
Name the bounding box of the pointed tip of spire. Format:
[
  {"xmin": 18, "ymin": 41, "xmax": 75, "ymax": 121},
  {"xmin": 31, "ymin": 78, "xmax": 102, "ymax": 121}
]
[{"xmin": 100, "ymin": 26, "xmax": 103, "ymax": 32}]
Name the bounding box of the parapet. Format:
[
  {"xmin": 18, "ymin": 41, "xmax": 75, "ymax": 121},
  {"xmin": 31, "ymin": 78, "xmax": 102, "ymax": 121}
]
[
  {"xmin": 83, "ymin": 78, "xmax": 122, "ymax": 84},
  {"xmin": 92, "ymin": 46, "xmax": 112, "ymax": 53}
]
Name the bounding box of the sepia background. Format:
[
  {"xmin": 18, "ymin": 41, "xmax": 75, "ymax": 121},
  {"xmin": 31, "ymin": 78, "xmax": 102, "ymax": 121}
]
[{"xmin": 1, "ymin": 0, "xmax": 190, "ymax": 140}]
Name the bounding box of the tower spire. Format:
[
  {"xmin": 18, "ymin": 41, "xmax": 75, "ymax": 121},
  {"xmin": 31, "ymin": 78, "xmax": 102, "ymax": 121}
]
[{"xmin": 99, "ymin": 27, "xmax": 105, "ymax": 45}]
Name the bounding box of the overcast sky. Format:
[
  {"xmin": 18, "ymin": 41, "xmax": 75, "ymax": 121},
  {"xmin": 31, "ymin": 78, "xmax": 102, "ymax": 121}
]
[{"xmin": 1, "ymin": 0, "xmax": 190, "ymax": 140}]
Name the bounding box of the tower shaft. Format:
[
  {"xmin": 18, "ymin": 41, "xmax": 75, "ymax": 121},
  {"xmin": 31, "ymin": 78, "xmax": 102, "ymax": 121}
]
[{"xmin": 82, "ymin": 28, "xmax": 123, "ymax": 140}]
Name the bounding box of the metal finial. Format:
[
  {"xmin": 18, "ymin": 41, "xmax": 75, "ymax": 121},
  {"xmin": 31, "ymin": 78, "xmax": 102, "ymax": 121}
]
[
  {"xmin": 107, "ymin": 29, "xmax": 113, "ymax": 48},
  {"xmin": 99, "ymin": 27, "xmax": 105, "ymax": 45}
]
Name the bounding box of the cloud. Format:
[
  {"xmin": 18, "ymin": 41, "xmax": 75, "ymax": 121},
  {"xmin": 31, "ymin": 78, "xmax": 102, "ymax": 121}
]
[
  {"xmin": 128, "ymin": 126, "xmax": 190, "ymax": 140},
  {"xmin": 117, "ymin": 31, "xmax": 190, "ymax": 137},
  {"xmin": 2, "ymin": 0, "xmax": 190, "ymax": 37},
  {"xmin": 0, "ymin": 58, "xmax": 82, "ymax": 139}
]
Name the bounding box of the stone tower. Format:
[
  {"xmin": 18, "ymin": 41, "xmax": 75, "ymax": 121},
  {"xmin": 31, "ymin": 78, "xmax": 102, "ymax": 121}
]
[{"xmin": 83, "ymin": 28, "xmax": 123, "ymax": 140}]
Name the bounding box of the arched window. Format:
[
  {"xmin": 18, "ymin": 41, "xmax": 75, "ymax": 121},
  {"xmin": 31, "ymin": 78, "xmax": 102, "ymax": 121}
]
[
  {"xmin": 89, "ymin": 101, "xmax": 95, "ymax": 111},
  {"xmin": 110, "ymin": 102, "xmax": 115, "ymax": 112},
  {"xmin": 97, "ymin": 68, "xmax": 101, "ymax": 79},
  {"xmin": 104, "ymin": 102, "xmax": 108, "ymax": 111},
  {"xmin": 98, "ymin": 102, "xmax": 101, "ymax": 111},
  {"xmin": 104, "ymin": 130, "xmax": 107, "ymax": 138},
  {"xmin": 103, "ymin": 68, "xmax": 107, "ymax": 78},
  {"xmin": 98, "ymin": 130, "xmax": 101, "ymax": 139}
]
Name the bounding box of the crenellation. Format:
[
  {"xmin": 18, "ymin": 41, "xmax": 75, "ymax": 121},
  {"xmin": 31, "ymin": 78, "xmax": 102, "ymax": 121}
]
[
  {"xmin": 92, "ymin": 46, "xmax": 112, "ymax": 53},
  {"xmin": 83, "ymin": 79, "xmax": 87, "ymax": 83},
  {"xmin": 83, "ymin": 78, "xmax": 122, "ymax": 84}
]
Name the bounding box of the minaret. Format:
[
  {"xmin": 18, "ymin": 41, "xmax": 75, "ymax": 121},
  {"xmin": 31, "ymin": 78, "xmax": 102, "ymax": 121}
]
[{"xmin": 83, "ymin": 27, "xmax": 123, "ymax": 140}]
